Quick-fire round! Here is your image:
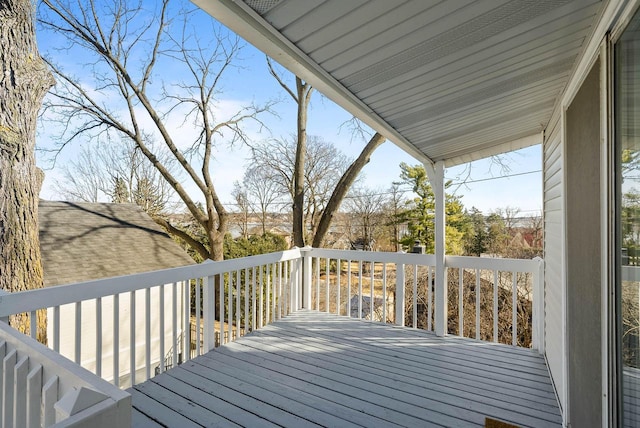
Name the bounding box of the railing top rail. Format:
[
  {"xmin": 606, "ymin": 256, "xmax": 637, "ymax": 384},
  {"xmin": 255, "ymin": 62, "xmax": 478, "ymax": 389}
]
[
  {"xmin": 307, "ymin": 247, "xmax": 437, "ymax": 265},
  {"xmin": 0, "ymin": 248, "xmax": 302, "ymax": 316},
  {"xmin": 0, "ymin": 247, "xmax": 544, "ymax": 317},
  {"xmin": 445, "ymin": 255, "xmax": 542, "ymax": 272}
]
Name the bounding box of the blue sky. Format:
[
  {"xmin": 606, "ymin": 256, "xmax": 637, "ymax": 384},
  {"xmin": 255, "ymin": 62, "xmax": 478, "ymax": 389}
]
[{"xmin": 34, "ymin": 1, "xmax": 542, "ymax": 216}]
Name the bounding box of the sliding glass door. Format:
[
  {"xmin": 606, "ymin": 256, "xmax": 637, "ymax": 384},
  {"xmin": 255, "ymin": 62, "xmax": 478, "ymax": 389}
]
[{"xmin": 616, "ymin": 8, "xmax": 640, "ymax": 427}]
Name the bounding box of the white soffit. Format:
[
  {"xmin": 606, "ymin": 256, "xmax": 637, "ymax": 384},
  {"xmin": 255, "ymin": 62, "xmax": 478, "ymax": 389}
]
[{"xmin": 194, "ymin": 0, "xmax": 604, "ymax": 167}]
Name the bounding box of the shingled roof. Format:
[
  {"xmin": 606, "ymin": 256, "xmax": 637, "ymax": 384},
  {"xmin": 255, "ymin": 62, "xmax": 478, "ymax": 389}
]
[{"xmin": 39, "ymin": 201, "xmax": 194, "ymax": 287}]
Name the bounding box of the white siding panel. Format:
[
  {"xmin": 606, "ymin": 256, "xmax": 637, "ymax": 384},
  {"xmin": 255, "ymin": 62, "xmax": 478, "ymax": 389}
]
[{"xmin": 543, "ymin": 113, "xmax": 564, "ymax": 412}]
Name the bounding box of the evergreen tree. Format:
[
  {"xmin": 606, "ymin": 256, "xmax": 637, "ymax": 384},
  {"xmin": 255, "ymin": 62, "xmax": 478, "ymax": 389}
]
[
  {"xmin": 111, "ymin": 176, "xmax": 129, "ymax": 204},
  {"xmin": 397, "ymin": 163, "xmax": 465, "ymax": 254}
]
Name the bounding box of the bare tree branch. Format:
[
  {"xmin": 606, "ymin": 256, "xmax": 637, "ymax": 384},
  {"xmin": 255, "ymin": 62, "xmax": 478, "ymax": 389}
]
[{"xmin": 38, "ymin": 0, "xmax": 274, "ymax": 260}]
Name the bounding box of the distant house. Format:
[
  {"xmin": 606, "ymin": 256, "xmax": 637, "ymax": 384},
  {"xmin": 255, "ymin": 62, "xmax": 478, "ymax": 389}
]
[{"xmin": 39, "ymin": 201, "xmax": 194, "ymax": 386}]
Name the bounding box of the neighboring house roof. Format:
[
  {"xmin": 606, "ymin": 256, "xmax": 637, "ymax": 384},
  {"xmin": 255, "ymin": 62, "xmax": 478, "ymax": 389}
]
[{"xmin": 39, "ymin": 201, "xmax": 194, "ymax": 287}]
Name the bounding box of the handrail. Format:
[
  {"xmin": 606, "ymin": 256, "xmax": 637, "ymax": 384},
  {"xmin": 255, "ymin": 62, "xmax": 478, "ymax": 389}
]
[{"xmin": 0, "ymin": 248, "xmax": 302, "ymax": 316}]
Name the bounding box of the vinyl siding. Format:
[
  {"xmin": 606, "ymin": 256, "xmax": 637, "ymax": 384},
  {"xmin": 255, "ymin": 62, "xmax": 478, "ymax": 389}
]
[{"xmin": 543, "ymin": 111, "xmax": 564, "ymax": 412}]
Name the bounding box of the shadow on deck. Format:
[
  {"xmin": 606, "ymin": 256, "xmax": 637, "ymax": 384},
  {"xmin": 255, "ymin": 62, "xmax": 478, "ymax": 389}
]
[{"xmin": 128, "ymin": 310, "xmax": 561, "ymax": 427}]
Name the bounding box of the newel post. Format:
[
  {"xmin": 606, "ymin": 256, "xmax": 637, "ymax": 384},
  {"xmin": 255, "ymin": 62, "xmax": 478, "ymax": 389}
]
[
  {"xmin": 532, "ymin": 257, "xmax": 545, "ymax": 353},
  {"xmin": 395, "ymin": 256, "xmax": 405, "ymax": 326},
  {"xmin": 300, "ymin": 246, "xmax": 313, "ymax": 310},
  {"xmin": 426, "ymin": 161, "xmax": 447, "ymax": 337}
]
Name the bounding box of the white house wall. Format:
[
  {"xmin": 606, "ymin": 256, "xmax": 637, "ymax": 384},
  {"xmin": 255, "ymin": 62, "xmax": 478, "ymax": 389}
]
[
  {"xmin": 543, "ymin": 110, "xmax": 565, "ymax": 413},
  {"xmin": 46, "ymin": 284, "xmax": 184, "ymax": 386}
]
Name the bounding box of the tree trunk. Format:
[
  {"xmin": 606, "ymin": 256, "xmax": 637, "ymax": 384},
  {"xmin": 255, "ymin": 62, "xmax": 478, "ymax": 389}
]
[
  {"xmin": 292, "ymin": 78, "xmax": 311, "ymax": 248},
  {"xmin": 0, "ymin": 0, "xmax": 54, "ymax": 342},
  {"xmin": 313, "ymin": 132, "xmax": 386, "ymax": 248}
]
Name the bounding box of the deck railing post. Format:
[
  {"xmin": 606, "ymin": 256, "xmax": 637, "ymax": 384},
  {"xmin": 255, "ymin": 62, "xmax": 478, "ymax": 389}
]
[
  {"xmin": 532, "ymin": 257, "xmax": 545, "ymax": 353},
  {"xmin": 426, "ymin": 161, "xmax": 447, "ymax": 337},
  {"xmin": 395, "ymin": 257, "xmax": 405, "ymax": 326},
  {"xmin": 301, "ymin": 246, "xmax": 313, "ymax": 310}
]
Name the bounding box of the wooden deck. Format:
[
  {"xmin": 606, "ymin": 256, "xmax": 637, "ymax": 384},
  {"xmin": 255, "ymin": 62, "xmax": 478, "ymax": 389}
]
[{"xmin": 129, "ymin": 310, "xmax": 561, "ymax": 427}]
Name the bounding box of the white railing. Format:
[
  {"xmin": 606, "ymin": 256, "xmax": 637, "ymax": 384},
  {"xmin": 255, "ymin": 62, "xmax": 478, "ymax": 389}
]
[
  {"xmin": 446, "ymin": 256, "xmax": 544, "ymax": 350},
  {"xmin": 0, "ymin": 248, "xmax": 544, "ymax": 402},
  {"xmin": 0, "ymin": 248, "xmax": 302, "ymax": 390},
  {"xmin": 303, "ymin": 249, "xmax": 544, "ymax": 351},
  {"xmin": 0, "ymin": 320, "xmax": 130, "ymax": 427}
]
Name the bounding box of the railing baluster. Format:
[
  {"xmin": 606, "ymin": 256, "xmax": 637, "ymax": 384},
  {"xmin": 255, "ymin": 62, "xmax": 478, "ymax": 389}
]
[
  {"xmin": 277, "ymin": 262, "xmax": 283, "ymax": 318},
  {"xmin": 413, "ymin": 264, "xmax": 418, "ymax": 328},
  {"xmin": 113, "ymin": 294, "xmax": 119, "ymax": 387},
  {"xmin": 347, "ymin": 260, "xmax": 352, "ymax": 317},
  {"xmin": 3, "ymin": 349, "xmax": 16, "ymax": 427},
  {"xmin": 325, "ymin": 258, "xmax": 330, "ymax": 313},
  {"xmin": 29, "ymin": 311, "xmax": 36, "ymax": 339},
  {"xmin": 493, "ymin": 270, "xmax": 498, "ymax": 343},
  {"xmin": 219, "ymin": 273, "xmax": 225, "ymax": 340},
  {"xmin": 427, "ymin": 266, "xmax": 432, "ymax": 331},
  {"xmin": 14, "ymin": 355, "xmax": 28, "ymax": 427},
  {"xmin": 295, "ymin": 259, "xmax": 299, "ymax": 312},
  {"xmin": 53, "ymin": 306, "xmax": 60, "ymax": 353},
  {"xmin": 244, "ymin": 268, "xmax": 249, "ymax": 333},
  {"xmin": 96, "ymin": 297, "xmax": 102, "ymax": 378},
  {"xmin": 337, "ymin": 259, "xmax": 341, "ymax": 316},
  {"xmin": 288, "ymin": 260, "xmax": 292, "ymax": 314},
  {"xmin": 315, "ymin": 257, "xmax": 320, "ymax": 311},
  {"xmin": 271, "ymin": 263, "xmax": 276, "ymax": 320},
  {"xmin": 42, "ymin": 375, "xmax": 58, "ymax": 426},
  {"xmin": 288, "ymin": 260, "xmax": 293, "ymax": 314},
  {"xmin": 512, "ymin": 272, "xmax": 518, "ymax": 346},
  {"xmin": 283, "ymin": 262, "xmax": 287, "ymax": 317},
  {"xmin": 75, "ymin": 301, "xmax": 81, "ymax": 364},
  {"xmin": 183, "ymin": 280, "xmax": 190, "ymax": 362},
  {"xmin": 370, "ymin": 261, "xmax": 375, "ymax": 322},
  {"xmin": 172, "ymin": 282, "xmax": 177, "ymax": 372},
  {"xmin": 459, "ymin": 267, "xmax": 464, "ymax": 337},
  {"xmin": 196, "ymin": 278, "xmax": 201, "ymax": 356},
  {"xmin": 26, "ymin": 363, "xmax": 42, "ymax": 428},
  {"xmin": 228, "ymin": 272, "xmax": 233, "ymax": 344},
  {"xmin": 475, "ymin": 269, "xmax": 481, "ymax": 340},
  {"xmin": 159, "ymin": 284, "xmax": 165, "ymax": 372},
  {"xmin": 130, "ymin": 290, "xmax": 136, "ymax": 387},
  {"xmin": 358, "ymin": 261, "xmax": 363, "ymax": 319},
  {"xmin": 236, "ymin": 270, "xmax": 241, "ymax": 340},
  {"xmin": 251, "ymin": 267, "xmax": 256, "ymax": 331},
  {"xmin": 265, "ymin": 265, "xmax": 271, "ymax": 325},
  {"xmin": 145, "ymin": 287, "xmax": 151, "ymax": 379},
  {"xmin": 259, "ymin": 266, "xmax": 264, "ymax": 329},
  {"xmin": 382, "ymin": 263, "xmax": 387, "ymax": 323}
]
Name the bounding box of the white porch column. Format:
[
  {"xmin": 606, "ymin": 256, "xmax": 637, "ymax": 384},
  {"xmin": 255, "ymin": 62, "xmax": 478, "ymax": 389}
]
[{"xmin": 425, "ymin": 161, "xmax": 447, "ymax": 336}]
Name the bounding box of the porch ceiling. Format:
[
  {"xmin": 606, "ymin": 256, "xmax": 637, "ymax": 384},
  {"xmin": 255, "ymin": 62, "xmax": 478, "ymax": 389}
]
[{"xmin": 194, "ymin": 0, "xmax": 605, "ymax": 166}]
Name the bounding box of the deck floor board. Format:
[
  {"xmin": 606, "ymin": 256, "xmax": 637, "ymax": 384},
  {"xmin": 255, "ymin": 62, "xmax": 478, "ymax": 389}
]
[
  {"xmin": 259, "ymin": 319, "xmax": 557, "ymax": 400},
  {"xmin": 246, "ymin": 327, "xmax": 560, "ymax": 417},
  {"xmin": 129, "ymin": 310, "xmax": 562, "ymax": 427}
]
